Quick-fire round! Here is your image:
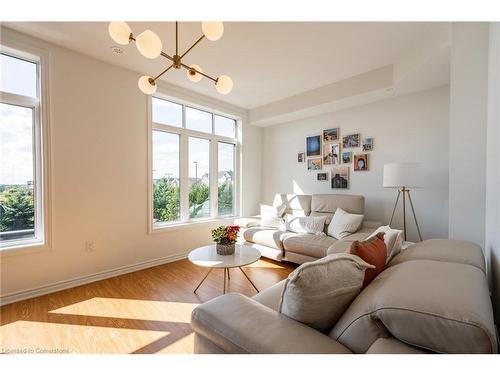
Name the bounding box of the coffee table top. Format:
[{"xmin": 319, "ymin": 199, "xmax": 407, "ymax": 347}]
[{"xmin": 188, "ymin": 244, "xmax": 261, "ymax": 269}]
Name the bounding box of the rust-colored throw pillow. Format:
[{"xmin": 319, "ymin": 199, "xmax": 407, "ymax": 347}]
[{"xmin": 347, "ymin": 232, "xmax": 387, "ymax": 288}]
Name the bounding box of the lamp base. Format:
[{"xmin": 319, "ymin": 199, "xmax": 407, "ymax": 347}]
[{"xmin": 389, "ymin": 187, "xmax": 423, "ymax": 242}]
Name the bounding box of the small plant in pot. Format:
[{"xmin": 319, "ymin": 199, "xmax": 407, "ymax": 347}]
[{"xmin": 211, "ymin": 225, "xmax": 240, "ymax": 255}]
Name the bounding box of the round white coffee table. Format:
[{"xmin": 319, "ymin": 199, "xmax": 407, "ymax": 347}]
[{"xmin": 188, "ymin": 244, "xmax": 261, "ymax": 294}]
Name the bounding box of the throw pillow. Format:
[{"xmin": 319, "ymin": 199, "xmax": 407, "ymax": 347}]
[
  {"xmin": 260, "ymin": 204, "xmax": 286, "ymax": 228},
  {"xmin": 327, "ymin": 207, "xmax": 364, "ymax": 239},
  {"xmin": 279, "ymin": 253, "xmax": 374, "ymax": 332},
  {"xmin": 367, "ymin": 225, "xmax": 404, "ymax": 263},
  {"xmin": 347, "ymin": 232, "xmax": 387, "ymax": 288},
  {"xmin": 284, "ymin": 214, "xmax": 327, "ymax": 235}
]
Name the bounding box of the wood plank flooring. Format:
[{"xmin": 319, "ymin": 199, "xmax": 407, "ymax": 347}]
[{"xmin": 0, "ymin": 257, "xmax": 295, "ymax": 354}]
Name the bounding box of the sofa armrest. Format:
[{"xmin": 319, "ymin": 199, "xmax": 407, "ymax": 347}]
[
  {"xmin": 191, "ymin": 293, "xmax": 351, "ymax": 354},
  {"xmin": 234, "ymin": 216, "xmax": 261, "ymax": 228}
]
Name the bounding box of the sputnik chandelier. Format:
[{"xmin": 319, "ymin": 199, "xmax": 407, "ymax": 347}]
[{"xmin": 108, "ymin": 22, "xmax": 233, "ymax": 95}]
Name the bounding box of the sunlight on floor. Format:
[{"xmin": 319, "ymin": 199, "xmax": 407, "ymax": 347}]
[
  {"xmin": 156, "ymin": 332, "xmax": 195, "ymax": 354},
  {"xmin": 244, "ymin": 259, "xmax": 285, "ymax": 269},
  {"xmin": 0, "ymin": 320, "xmax": 168, "ymax": 354},
  {"xmin": 49, "ymin": 298, "xmax": 199, "ymax": 323}
]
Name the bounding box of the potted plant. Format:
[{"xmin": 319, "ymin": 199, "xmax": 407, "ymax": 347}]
[{"xmin": 211, "ymin": 225, "xmax": 240, "ymax": 255}]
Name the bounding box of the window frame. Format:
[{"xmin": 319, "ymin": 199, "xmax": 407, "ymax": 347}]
[
  {"xmin": 148, "ymin": 94, "xmax": 240, "ymax": 232},
  {"xmin": 0, "ymin": 42, "xmax": 51, "ymax": 254}
]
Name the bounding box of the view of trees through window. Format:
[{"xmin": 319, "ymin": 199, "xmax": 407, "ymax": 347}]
[
  {"xmin": 151, "ymin": 97, "xmax": 237, "ymax": 226},
  {"xmin": 1, "ymin": 51, "xmax": 39, "ymax": 244}
]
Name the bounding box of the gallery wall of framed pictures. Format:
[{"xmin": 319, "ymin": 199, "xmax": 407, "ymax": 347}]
[{"xmin": 298, "ymin": 127, "xmax": 374, "ymax": 189}]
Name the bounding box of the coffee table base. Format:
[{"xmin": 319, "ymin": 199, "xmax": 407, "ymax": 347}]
[{"xmin": 193, "ymin": 267, "xmax": 259, "ymax": 294}]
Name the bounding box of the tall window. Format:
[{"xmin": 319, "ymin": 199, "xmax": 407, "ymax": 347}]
[
  {"xmin": 0, "ymin": 49, "xmax": 45, "ymax": 248},
  {"xmin": 151, "ymin": 97, "xmax": 238, "ymax": 228}
]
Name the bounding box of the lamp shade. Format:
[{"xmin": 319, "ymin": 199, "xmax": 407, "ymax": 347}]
[
  {"xmin": 138, "ymin": 75, "xmax": 156, "ymax": 94},
  {"xmin": 202, "ymin": 22, "xmax": 224, "ymax": 41},
  {"xmin": 136, "ymin": 30, "xmax": 162, "ymax": 59},
  {"xmin": 215, "ymin": 75, "xmax": 233, "ymax": 94},
  {"xmin": 108, "ymin": 22, "xmax": 132, "ymax": 45},
  {"xmin": 383, "ymin": 162, "xmax": 423, "ymax": 188}
]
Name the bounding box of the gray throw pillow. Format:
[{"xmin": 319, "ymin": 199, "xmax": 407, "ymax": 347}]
[{"xmin": 279, "ymin": 253, "xmax": 374, "ymax": 332}]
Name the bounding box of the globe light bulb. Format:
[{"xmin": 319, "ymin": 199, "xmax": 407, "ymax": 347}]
[
  {"xmin": 215, "ymin": 75, "xmax": 233, "ymax": 95},
  {"xmin": 186, "ymin": 64, "xmax": 203, "ymax": 83},
  {"xmin": 136, "ymin": 30, "xmax": 162, "ymax": 59},
  {"xmin": 138, "ymin": 76, "xmax": 156, "ymax": 95},
  {"xmin": 202, "ymin": 22, "xmax": 224, "ymax": 41},
  {"xmin": 108, "ymin": 22, "xmax": 132, "ymax": 45}
]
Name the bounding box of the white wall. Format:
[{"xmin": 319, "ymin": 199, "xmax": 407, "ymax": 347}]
[
  {"xmin": 0, "ymin": 28, "xmax": 262, "ymax": 299},
  {"xmin": 485, "ymin": 22, "xmax": 500, "ymax": 326},
  {"xmin": 261, "ymin": 86, "xmax": 450, "ymax": 242},
  {"xmin": 449, "ymin": 23, "xmax": 490, "ymax": 250}
]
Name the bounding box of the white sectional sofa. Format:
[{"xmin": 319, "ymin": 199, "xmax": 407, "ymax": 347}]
[{"xmin": 236, "ymin": 193, "xmax": 381, "ymax": 264}]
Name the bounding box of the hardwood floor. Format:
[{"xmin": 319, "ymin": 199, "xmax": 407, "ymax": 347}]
[{"xmin": 0, "ymin": 257, "xmax": 295, "ymax": 354}]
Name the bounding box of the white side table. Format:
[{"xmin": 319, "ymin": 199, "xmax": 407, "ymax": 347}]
[{"xmin": 188, "ymin": 244, "xmax": 261, "ymax": 294}]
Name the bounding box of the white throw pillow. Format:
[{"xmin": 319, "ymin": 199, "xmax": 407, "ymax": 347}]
[
  {"xmin": 327, "ymin": 207, "xmax": 364, "ymax": 239},
  {"xmin": 260, "ymin": 204, "xmax": 286, "ymax": 228},
  {"xmin": 285, "ymin": 214, "xmax": 327, "ymax": 235},
  {"xmin": 279, "ymin": 253, "xmax": 374, "ymax": 332},
  {"xmin": 368, "ymin": 225, "xmax": 404, "ymax": 262}
]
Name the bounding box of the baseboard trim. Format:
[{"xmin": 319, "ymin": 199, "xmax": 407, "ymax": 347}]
[{"xmin": 0, "ymin": 251, "xmax": 190, "ymax": 306}]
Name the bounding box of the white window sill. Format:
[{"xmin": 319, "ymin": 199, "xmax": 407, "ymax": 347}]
[
  {"xmin": 150, "ymin": 216, "xmax": 238, "ymax": 234},
  {"xmin": 0, "ymin": 239, "xmax": 47, "ymax": 258}
]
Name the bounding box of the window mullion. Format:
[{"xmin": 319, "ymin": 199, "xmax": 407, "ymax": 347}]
[
  {"xmin": 180, "ymin": 105, "xmax": 189, "ymax": 222},
  {"xmin": 210, "ymin": 136, "xmax": 218, "ymax": 218}
]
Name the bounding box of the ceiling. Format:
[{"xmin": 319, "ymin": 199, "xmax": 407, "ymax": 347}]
[{"xmin": 4, "ymin": 22, "xmax": 450, "ymax": 110}]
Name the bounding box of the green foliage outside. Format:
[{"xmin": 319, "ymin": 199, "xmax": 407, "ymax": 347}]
[
  {"xmin": 189, "ymin": 180, "xmax": 210, "ymax": 218},
  {"xmin": 153, "ymin": 178, "xmax": 233, "ymax": 222},
  {"xmin": 153, "ymin": 177, "xmax": 181, "ymax": 222},
  {"xmin": 218, "ymin": 181, "xmax": 233, "ymax": 216},
  {"xmin": 0, "ymin": 186, "xmax": 35, "ymax": 232}
]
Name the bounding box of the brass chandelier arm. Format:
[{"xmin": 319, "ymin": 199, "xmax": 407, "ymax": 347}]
[
  {"xmin": 180, "ymin": 35, "xmax": 206, "ymax": 59},
  {"xmin": 175, "ymin": 21, "xmax": 179, "ymax": 55},
  {"xmin": 180, "ymin": 62, "xmax": 218, "ymax": 82},
  {"xmin": 153, "ymin": 64, "xmax": 174, "ymax": 81}
]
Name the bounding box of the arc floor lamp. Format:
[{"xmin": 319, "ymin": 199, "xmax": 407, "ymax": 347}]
[{"xmin": 383, "ymin": 162, "xmax": 423, "ymax": 241}]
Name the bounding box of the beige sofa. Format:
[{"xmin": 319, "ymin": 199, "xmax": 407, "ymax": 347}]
[
  {"xmin": 236, "ymin": 193, "xmax": 381, "ymax": 264},
  {"xmin": 191, "ymin": 239, "xmax": 498, "ymax": 354}
]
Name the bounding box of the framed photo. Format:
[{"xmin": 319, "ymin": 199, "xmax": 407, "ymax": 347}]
[
  {"xmin": 323, "ymin": 128, "xmax": 339, "ymax": 143},
  {"xmin": 307, "ymin": 158, "xmax": 322, "ymax": 171},
  {"xmin": 342, "ymin": 133, "xmax": 360, "ymax": 148},
  {"xmin": 297, "ymin": 152, "xmax": 305, "ymax": 163},
  {"xmin": 306, "ymin": 135, "xmax": 321, "ymax": 157},
  {"xmin": 331, "ymin": 166, "xmax": 349, "ymax": 189},
  {"xmin": 323, "ymin": 143, "xmax": 340, "ymax": 165},
  {"xmin": 354, "ymin": 154, "xmax": 368, "ymax": 171},
  {"xmin": 342, "ymin": 151, "xmax": 352, "ymax": 164},
  {"xmin": 362, "ymin": 137, "xmax": 374, "ymax": 152},
  {"xmin": 317, "ymin": 172, "xmax": 328, "ymax": 181}
]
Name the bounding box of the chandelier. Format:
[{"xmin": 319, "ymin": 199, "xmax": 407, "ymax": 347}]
[{"xmin": 108, "ymin": 22, "xmax": 233, "ymax": 95}]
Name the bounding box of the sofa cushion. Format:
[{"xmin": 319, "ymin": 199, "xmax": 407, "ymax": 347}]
[
  {"xmin": 242, "ymin": 227, "xmax": 292, "ymax": 250},
  {"xmin": 326, "ymin": 227, "xmax": 375, "ymax": 254},
  {"xmin": 366, "ymin": 226, "xmax": 404, "ymax": 263},
  {"xmin": 234, "ymin": 216, "xmax": 261, "ymax": 228},
  {"xmin": 260, "ymin": 204, "xmax": 286, "ymax": 228},
  {"xmin": 347, "ymin": 233, "xmax": 388, "ymax": 288},
  {"xmin": 284, "ymin": 214, "xmax": 327, "ymax": 235},
  {"xmin": 279, "ymin": 253, "xmax": 374, "ymax": 332},
  {"xmin": 252, "ymin": 279, "xmax": 286, "ymax": 312},
  {"xmin": 327, "ymin": 208, "xmax": 364, "ymax": 239},
  {"xmin": 366, "ymin": 338, "xmax": 428, "ymax": 354},
  {"xmin": 273, "ymin": 194, "xmax": 312, "ymax": 216},
  {"xmin": 330, "ymin": 260, "xmax": 497, "ymax": 354},
  {"xmin": 283, "ymin": 233, "xmax": 337, "ymax": 258},
  {"xmin": 388, "ymin": 239, "xmax": 485, "ymax": 273},
  {"xmin": 311, "ymin": 193, "xmax": 364, "ymax": 215}
]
